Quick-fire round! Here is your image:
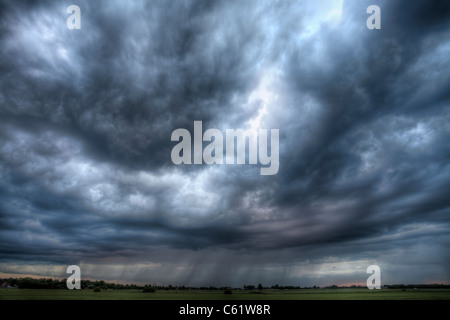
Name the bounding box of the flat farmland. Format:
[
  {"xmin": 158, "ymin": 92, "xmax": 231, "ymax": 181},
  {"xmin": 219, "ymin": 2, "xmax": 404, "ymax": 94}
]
[{"xmin": 1, "ymin": 288, "xmax": 450, "ymax": 300}]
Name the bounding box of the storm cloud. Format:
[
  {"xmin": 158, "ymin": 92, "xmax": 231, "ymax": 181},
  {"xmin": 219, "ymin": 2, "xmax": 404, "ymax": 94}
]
[{"xmin": 0, "ymin": 0, "xmax": 449, "ymax": 287}]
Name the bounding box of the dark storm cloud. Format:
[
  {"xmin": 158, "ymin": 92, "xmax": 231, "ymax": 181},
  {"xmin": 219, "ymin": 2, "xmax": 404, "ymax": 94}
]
[
  {"xmin": 1, "ymin": 0, "xmax": 270, "ymax": 169},
  {"xmin": 1, "ymin": 0, "xmax": 449, "ymax": 286},
  {"xmin": 268, "ymin": 0, "xmax": 450, "ymax": 240}
]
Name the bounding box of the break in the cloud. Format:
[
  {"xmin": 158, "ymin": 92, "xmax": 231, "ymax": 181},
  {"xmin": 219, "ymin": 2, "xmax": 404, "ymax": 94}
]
[{"xmin": 0, "ymin": 0, "xmax": 449, "ymax": 287}]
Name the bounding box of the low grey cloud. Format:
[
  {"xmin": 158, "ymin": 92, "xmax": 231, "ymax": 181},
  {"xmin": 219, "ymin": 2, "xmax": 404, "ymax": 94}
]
[{"xmin": 0, "ymin": 0, "xmax": 449, "ymax": 286}]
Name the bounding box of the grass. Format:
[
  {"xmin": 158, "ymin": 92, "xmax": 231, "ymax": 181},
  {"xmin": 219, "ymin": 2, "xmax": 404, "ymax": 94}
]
[{"xmin": 1, "ymin": 288, "xmax": 450, "ymax": 300}]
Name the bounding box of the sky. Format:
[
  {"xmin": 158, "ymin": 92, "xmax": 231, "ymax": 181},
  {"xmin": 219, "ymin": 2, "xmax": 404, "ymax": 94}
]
[{"xmin": 0, "ymin": 0, "xmax": 449, "ymax": 287}]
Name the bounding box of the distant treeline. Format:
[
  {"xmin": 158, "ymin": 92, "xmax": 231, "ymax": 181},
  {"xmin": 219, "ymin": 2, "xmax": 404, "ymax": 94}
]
[
  {"xmin": 1, "ymin": 278, "xmax": 153, "ymax": 290},
  {"xmin": 1, "ymin": 278, "xmax": 449, "ymax": 290},
  {"xmin": 384, "ymin": 284, "xmax": 450, "ymax": 289}
]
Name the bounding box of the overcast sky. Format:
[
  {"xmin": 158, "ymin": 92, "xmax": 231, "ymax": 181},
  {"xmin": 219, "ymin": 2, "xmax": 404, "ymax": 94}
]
[{"xmin": 0, "ymin": 0, "xmax": 449, "ymax": 287}]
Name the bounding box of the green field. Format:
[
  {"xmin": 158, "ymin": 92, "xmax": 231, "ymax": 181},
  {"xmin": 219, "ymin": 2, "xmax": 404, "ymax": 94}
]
[{"xmin": 1, "ymin": 288, "xmax": 450, "ymax": 300}]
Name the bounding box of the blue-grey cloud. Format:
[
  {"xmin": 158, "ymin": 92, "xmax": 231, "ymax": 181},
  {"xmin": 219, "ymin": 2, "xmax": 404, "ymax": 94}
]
[{"xmin": 0, "ymin": 0, "xmax": 449, "ymax": 286}]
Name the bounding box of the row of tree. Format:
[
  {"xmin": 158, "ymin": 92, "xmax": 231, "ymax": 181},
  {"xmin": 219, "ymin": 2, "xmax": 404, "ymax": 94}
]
[
  {"xmin": 385, "ymin": 284, "xmax": 450, "ymax": 289},
  {"xmin": 0, "ymin": 278, "xmax": 259, "ymax": 290},
  {"xmin": 0, "ymin": 278, "xmax": 148, "ymax": 290},
  {"xmin": 1, "ymin": 278, "xmax": 449, "ymax": 290}
]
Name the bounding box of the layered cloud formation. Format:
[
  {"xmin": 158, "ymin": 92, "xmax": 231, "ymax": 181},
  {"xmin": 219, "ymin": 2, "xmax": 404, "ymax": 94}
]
[{"xmin": 1, "ymin": 0, "xmax": 449, "ymax": 286}]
